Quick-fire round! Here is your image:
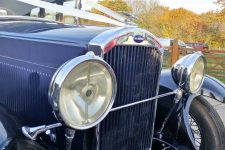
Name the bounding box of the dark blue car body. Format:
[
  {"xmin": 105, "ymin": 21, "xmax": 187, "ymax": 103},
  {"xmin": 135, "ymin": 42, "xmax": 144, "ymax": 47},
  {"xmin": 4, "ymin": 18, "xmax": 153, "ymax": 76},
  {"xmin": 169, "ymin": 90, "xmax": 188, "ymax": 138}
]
[{"xmin": 0, "ymin": 17, "xmax": 224, "ymax": 150}]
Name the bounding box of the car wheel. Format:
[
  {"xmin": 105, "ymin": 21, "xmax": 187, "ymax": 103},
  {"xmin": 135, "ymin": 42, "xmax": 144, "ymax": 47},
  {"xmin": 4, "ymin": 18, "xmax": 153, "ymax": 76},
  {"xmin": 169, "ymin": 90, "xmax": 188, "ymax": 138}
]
[{"xmin": 189, "ymin": 96, "xmax": 225, "ymax": 150}]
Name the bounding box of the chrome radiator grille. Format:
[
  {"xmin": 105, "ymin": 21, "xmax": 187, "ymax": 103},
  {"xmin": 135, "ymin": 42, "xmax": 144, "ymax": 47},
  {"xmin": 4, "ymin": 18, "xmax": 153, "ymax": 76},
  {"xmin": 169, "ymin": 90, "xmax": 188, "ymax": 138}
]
[{"xmin": 100, "ymin": 45, "xmax": 161, "ymax": 150}]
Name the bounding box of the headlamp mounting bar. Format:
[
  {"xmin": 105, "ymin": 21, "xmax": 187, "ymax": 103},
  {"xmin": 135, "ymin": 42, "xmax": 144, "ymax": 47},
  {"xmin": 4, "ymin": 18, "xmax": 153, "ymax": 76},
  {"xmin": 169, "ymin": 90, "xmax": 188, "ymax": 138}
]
[
  {"xmin": 110, "ymin": 89, "xmax": 181, "ymax": 112},
  {"xmin": 21, "ymin": 89, "xmax": 181, "ymax": 140}
]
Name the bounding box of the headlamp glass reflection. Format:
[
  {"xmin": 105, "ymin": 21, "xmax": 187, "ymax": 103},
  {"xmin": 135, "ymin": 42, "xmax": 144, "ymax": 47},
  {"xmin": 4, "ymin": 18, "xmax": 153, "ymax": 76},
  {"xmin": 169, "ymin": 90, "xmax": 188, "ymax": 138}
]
[
  {"xmin": 190, "ymin": 57, "xmax": 205, "ymax": 93},
  {"xmin": 59, "ymin": 61, "xmax": 113, "ymax": 128}
]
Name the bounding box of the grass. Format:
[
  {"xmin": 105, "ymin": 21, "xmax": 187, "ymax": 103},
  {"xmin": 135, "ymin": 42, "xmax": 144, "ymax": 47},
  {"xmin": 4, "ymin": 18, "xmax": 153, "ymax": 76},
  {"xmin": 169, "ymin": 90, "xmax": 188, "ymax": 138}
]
[
  {"xmin": 219, "ymin": 78, "xmax": 225, "ymax": 84},
  {"xmin": 205, "ymin": 53, "xmax": 225, "ymax": 84}
]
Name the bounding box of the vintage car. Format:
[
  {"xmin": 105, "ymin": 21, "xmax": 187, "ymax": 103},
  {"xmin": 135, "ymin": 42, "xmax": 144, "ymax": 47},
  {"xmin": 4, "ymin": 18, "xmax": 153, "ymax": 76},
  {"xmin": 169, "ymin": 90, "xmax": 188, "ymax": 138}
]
[{"xmin": 0, "ymin": 1, "xmax": 225, "ymax": 150}]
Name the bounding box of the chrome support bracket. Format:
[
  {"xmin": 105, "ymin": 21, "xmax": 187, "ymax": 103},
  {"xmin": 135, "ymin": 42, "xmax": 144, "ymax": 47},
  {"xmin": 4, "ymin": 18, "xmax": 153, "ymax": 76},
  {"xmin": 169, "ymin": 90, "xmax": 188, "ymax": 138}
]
[
  {"xmin": 158, "ymin": 88, "xmax": 184, "ymax": 134},
  {"xmin": 22, "ymin": 123, "xmax": 62, "ymax": 140},
  {"xmin": 65, "ymin": 128, "xmax": 76, "ymax": 150}
]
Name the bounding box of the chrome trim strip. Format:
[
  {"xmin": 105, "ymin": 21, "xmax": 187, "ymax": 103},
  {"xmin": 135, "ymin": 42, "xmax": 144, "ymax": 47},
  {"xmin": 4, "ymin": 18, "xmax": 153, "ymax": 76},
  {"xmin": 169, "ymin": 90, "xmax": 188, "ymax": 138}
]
[
  {"xmin": 95, "ymin": 124, "xmax": 100, "ymax": 150},
  {"xmin": 0, "ymin": 16, "xmax": 62, "ymax": 24},
  {"xmin": 88, "ymin": 27, "xmax": 162, "ymax": 56},
  {"xmin": 110, "ymin": 90, "xmax": 179, "ymax": 112},
  {"xmin": 149, "ymin": 49, "xmax": 164, "ymax": 147}
]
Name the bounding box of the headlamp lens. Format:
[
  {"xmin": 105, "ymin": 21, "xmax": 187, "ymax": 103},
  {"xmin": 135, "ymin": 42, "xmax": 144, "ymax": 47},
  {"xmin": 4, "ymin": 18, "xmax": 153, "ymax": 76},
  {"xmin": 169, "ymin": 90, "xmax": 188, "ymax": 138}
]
[
  {"xmin": 49, "ymin": 53, "xmax": 117, "ymax": 130},
  {"xmin": 59, "ymin": 61, "xmax": 113, "ymax": 128},
  {"xmin": 190, "ymin": 57, "xmax": 205, "ymax": 93}
]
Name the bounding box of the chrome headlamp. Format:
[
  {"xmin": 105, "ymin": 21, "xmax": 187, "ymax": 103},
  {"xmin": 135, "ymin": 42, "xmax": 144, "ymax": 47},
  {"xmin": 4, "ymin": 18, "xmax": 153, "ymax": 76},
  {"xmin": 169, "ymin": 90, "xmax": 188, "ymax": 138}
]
[
  {"xmin": 49, "ymin": 52, "xmax": 117, "ymax": 130},
  {"xmin": 172, "ymin": 52, "xmax": 206, "ymax": 94}
]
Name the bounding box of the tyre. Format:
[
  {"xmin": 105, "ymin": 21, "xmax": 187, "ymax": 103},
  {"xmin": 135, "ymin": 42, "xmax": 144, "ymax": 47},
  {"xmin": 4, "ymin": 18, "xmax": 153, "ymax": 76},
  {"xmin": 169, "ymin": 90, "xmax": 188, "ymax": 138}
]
[{"xmin": 189, "ymin": 96, "xmax": 225, "ymax": 150}]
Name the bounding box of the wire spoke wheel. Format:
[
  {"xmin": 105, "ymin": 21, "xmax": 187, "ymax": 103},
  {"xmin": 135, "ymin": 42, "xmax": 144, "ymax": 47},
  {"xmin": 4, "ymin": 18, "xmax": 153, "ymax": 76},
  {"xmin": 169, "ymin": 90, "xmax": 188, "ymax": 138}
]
[
  {"xmin": 188, "ymin": 97, "xmax": 225, "ymax": 150},
  {"xmin": 189, "ymin": 114, "xmax": 202, "ymax": 149}
]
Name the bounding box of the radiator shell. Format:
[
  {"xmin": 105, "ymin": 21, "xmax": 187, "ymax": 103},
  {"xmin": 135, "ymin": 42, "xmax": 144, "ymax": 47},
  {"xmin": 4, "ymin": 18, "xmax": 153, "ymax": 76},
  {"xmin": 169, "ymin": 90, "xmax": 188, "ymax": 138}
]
[{"xmin": 98, "ymin": 45, "xmax": 161, "ymax": 150}]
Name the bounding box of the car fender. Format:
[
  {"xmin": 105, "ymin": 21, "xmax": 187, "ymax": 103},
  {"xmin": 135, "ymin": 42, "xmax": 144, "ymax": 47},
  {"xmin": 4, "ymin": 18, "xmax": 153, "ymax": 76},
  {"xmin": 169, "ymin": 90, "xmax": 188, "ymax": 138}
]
[
  {"xmin": 201, "ymin": 75, "xmax": 225, "ymax": 102},
  {"xmin": 159, "ymin": 69, "xmax": 225, "ymax": 149},
  {"xmin": 182, "ymin": 94, "xmax": 200, "ymax": 150},
  {"xmin": 160, "ymin": 69, "xmax": 225, "ymax": 103}
]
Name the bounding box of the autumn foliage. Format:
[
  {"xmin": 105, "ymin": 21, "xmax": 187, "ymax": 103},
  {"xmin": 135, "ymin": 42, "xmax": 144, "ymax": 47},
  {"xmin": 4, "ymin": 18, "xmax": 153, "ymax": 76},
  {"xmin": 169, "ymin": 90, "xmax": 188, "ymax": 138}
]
[
  {"xmin": 216, "ymin": 0, "xmax": 225, "ymax": 7},
  {"xmin": 137, "ymin": 7, "xmax": 225, "ymax": 49},
  {"xmin": 80, "ymin": 0, "xmax": 131, "ymax": 26},
  {"xmin": 92, "ymin": 0, "xmax": 225, "ymax": 49},
  {"xmin": 98, "ymin": 0, "xmax": 132, "ymax": 12}
]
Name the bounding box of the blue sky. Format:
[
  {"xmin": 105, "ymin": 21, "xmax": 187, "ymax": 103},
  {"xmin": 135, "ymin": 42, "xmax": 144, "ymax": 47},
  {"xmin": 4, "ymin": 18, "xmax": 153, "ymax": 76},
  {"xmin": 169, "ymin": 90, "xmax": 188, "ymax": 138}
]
[{"xmin": 157, "ymin": 0, "xmax": 221, "ymax": 14}]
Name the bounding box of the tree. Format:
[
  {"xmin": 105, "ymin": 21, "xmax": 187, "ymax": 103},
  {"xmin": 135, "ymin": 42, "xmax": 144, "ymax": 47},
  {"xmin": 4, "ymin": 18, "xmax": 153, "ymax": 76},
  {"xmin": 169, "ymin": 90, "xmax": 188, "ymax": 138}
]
[
  {"xmin": 125, "ymin": 0, "xmax": 159, "ymax": 15},
  {"xmin": 99, "ymin": 0, "xmax": 132, "ymax": 12},
  {"xmin": 136, "ymin": 6, "xmax": 169, "ymax": 36},
  {"xmin": 79, "ymin": 0, "xmax": 225, "ymax": 49},
  {"xmin": 201, "ymin": 11, "xmax": 225, "ymax": 48},
  {"xmin": 135, "ymin": 5, "xmax": 225, "ymax": 49},
  {"xmin": 215, "ymin": 0, "xmax": 225, "ymax": 8}
]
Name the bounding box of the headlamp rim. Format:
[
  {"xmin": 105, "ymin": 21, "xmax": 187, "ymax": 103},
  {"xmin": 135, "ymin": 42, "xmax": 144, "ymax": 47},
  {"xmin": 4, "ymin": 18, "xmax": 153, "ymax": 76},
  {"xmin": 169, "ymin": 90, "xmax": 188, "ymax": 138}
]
[
  {"xmin": 188, "ymin": 55, "xmax": 206, "ymax": 93},
  {"xmin": 48, "ymin": 52, "xmax": 117, "ymax": 130},
  {"xmin": 172, "ymin": 52, "xmax": 206, "ymax": 94}
]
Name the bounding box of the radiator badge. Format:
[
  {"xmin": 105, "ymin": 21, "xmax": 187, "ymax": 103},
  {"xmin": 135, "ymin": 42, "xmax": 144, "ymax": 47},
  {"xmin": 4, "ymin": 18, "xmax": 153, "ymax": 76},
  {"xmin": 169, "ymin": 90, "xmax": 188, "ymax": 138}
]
[{"xmin": 134, "ymin": 35, "xmax": 145, "ymax": 43}]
